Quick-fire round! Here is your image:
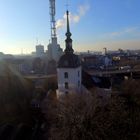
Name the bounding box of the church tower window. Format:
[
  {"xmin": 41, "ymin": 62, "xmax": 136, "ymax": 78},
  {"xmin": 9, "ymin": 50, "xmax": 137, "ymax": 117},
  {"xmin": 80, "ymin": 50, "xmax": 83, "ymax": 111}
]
[
  {"xmin": 78, "ymin": 81, "xmax": 80, "ymax": 87},
  {"xmin": 65, "ymin": 82, "xmax": 69, "ymax": 89},
  {"xmin": 65, "ymin": 91, "xmax": 69, "ymax": 94},
  {"xmin": 64, "ymin": 72, "xmax": 68, "ymax": 78}
]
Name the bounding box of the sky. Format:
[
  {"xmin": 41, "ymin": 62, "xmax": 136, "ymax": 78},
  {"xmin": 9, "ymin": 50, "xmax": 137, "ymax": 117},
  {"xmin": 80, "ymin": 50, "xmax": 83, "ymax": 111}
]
[{"xmin": 0, "ymin": 0, "xmax": 140, "ymax": 54}]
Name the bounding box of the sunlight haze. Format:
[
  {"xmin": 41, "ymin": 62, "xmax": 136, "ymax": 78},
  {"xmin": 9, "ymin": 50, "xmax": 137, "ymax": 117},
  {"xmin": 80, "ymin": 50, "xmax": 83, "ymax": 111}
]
[{"xmin": 0, "ymin": 0, "xmax": 140, "ymax": 54}]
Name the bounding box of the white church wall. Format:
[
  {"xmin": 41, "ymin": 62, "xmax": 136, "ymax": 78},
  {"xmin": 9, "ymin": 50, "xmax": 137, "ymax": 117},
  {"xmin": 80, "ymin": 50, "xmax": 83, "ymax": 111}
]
[{"xmin": 57, "ymin": 66, "xmax": 81, "ymax": 94}]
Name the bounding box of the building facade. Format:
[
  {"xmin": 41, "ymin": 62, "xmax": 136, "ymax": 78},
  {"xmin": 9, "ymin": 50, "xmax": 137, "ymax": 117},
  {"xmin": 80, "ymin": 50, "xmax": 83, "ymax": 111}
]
[
  {"xmin": 47, "ymin": 37, "xmax": 63, "ymax": 62},
  {"xmin": 36, "ymin": 44, "xmax": 44, "ymax": 57}
]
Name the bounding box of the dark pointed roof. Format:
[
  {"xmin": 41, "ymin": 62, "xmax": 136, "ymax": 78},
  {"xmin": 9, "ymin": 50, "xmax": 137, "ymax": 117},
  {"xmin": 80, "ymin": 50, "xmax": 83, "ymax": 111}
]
[
  {"xmin": 58, "ymin": 10, "xmax": 80, "ymax": 68},
  {"xmin": 64, "ymin": 10, "xmax": 74, "ymax": 54}
]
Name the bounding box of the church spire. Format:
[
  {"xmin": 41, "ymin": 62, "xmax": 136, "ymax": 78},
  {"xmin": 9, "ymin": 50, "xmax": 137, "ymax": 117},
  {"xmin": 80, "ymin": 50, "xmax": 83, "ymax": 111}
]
[{"xmin": 64, "ymin": 10, "xmax": 74, "ymax": 54}]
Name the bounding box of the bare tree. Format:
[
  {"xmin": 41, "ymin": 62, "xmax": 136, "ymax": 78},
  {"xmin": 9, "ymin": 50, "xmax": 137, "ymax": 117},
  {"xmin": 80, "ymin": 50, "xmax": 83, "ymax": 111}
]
[{"xmin": 42, "ymin": 79, "xmax": 140, "ymax": 140}]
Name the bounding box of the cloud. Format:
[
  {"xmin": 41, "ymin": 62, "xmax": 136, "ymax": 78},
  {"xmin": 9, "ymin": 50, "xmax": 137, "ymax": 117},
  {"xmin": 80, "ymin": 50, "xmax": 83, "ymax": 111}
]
[
  {"xmin": 56, "ymin": 19, "xmax": 65, "ymax": 29},
  {"xmin": 106, "ymin": 27, "xmax": 140, "ymax": 38},
  {"xmin": 78, "ymin": 4, "xmax": 90, "ymax": 16},
  {"xmin": 95, "ymin": 39, "xmax": 140, "ymax": 50},
  {"xmin": 79, "ymin": 39, "xmax": 140, "ymax": 52},
  {"xmin": 56, "ymin": 4, "xmax": 90, "ymax": 29}
]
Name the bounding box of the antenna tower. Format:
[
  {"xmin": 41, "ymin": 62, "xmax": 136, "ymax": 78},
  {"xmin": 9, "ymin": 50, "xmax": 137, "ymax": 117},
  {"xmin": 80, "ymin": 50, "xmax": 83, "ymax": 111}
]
[{"xmin": 49, "ymin": 0, "xmax": 56, "ymax": 38}]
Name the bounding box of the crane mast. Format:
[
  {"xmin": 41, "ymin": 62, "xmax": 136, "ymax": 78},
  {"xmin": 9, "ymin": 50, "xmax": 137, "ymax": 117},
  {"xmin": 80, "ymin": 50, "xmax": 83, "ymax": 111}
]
[{"xmin": 49, "ymin": 0, "xmax": 56, "ymax": 38}]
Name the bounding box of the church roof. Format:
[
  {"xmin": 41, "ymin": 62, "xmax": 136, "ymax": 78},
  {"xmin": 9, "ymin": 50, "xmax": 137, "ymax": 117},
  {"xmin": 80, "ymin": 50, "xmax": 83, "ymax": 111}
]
[{"xmin": 58, "ymin": 53, "xmax": 81, "ymax": 68}]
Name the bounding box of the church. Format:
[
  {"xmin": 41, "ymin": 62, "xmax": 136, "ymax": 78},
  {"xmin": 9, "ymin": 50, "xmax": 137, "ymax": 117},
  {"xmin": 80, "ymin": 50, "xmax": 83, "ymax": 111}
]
[{"xmin": 56, "ymin": 10, "xmax": 82, "ymax": 97}]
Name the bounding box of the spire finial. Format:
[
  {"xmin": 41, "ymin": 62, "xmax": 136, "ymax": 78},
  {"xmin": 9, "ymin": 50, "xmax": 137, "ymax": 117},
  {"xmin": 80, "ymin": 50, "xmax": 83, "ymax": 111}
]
[
  {"xmin": 66, "ymin": 10, "xmax": 71, "ymax": 36},
  {"xmin": 64, "ymin": 10, "xmax": 74, "ymax": 54},
  {"xmin": 66, "ymin": 0, "xmax": 69, "ymax": 11}
]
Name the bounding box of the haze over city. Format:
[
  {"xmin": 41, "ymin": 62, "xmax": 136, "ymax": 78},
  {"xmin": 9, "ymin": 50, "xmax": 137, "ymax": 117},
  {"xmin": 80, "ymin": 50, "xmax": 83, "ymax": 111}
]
[
  {"xmin": 0, "ymin": 0, "xmax": 140, "ymax": 54},
  {"xmin": 0, "ymin": 0, "xmax": 140, "ymax": 139}
]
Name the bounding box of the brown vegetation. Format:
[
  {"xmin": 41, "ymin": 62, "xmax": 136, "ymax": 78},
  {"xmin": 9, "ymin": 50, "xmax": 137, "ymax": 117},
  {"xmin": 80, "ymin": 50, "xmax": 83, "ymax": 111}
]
[
  {"xmin": 43, "ymin": 76, "xmax": 57, "ymax": 91},
  {"xmin": 42, "ymin": 79, "xmax": 140, "ymax": 140},
  {"xmin": 0, "ymin": 63, "xmax": 34, "ymax": 124}
]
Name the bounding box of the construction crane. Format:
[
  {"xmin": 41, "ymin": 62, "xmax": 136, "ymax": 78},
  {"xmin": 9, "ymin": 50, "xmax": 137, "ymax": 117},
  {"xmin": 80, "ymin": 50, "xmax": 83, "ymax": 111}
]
[{"xmin": 49, "ymin": 0, "xmax": 56, "ymax": 38}]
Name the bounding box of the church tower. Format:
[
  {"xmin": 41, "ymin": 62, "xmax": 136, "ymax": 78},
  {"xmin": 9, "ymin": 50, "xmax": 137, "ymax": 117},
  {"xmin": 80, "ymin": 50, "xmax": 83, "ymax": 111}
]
[{"xmin": 57, "ymin": 10, "xmax": 82, "ymax": 97}]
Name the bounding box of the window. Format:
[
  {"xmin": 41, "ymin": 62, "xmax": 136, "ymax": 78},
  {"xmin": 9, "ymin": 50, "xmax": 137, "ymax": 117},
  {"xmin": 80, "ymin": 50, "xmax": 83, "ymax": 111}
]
[
  {"xmin": 65, "ymin": 82, "xmax": 69, "ymax": 89},
  {"xmin": 78, "ymin": 71, "xmax": 80, "ymax": 77},
  {"xmin": 65, "ymin": 91, "xmax": 69, "ymax": 94},
  {"xmin": 64, "ymin": 72, "xmax": 68, "ymax": 78}
]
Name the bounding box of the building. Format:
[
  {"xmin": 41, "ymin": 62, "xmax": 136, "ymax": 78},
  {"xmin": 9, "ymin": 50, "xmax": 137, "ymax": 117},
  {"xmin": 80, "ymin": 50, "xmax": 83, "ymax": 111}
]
[
  {"xmin": 47, "ymin": 38, "xmax": 63, "ymax": 61},
  {"xmin": 103, "ymin": 55, "xmax": 112, "ymax": 67},
  {"xmin": 56, "ymin": 10, "xmax": 82, "ymax": 97},
  {"xmin": 36, "ymin": 44, "xmax": 44, "ymax": 57},
  {"xmin": 47, "ymin": 0, "xmax": 63, "ymax": 62}
]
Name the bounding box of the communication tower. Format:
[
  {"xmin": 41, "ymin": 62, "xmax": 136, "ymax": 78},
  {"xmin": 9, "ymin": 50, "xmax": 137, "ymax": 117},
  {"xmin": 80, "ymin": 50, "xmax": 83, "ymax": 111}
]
[
  {"xmin": 47, "ymin": 0, "xmax": 63, "ymax": 62},
  {"xmin": 49, "ymin": 0, "xmax": 56, "ymax": 38}
]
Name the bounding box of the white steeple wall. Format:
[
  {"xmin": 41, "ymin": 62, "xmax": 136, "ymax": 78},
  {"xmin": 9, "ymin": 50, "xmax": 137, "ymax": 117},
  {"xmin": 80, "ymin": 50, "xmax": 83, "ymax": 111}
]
[{"xmin": 57, "ymin": 66, "xmax": 82, "ymax": 97}]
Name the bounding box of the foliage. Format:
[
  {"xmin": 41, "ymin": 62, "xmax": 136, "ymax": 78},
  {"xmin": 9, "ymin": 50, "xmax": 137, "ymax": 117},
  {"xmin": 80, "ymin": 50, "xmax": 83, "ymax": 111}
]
[
  {"xmin": 43, "ymin": 79, "xmax": 140, "ymax": 140},
  {"xmin": 0, "ymin": 62, "xmax": 34, "ymax": 124},
  {"xmin": 43, "ymin": 76, "xmax": 57, "ymax": 91}
]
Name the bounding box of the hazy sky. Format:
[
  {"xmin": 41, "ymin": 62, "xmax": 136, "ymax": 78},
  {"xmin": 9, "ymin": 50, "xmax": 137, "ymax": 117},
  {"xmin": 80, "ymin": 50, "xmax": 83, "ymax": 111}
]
[{"xmin": 0, "ymin": 0, "xmax": 140, "ymax": 54}]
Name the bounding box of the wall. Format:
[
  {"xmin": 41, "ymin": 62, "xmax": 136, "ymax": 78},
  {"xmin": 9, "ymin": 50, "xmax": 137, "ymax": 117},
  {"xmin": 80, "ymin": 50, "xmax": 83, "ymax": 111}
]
[{"xmin": 57, "ymin": 66, "xmax": 81, "ymax": 95}]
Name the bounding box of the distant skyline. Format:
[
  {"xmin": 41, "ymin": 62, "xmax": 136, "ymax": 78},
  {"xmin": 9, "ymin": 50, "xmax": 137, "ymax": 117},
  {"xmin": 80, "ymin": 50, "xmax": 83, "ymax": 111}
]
[{"xmin": 0, "ymin": 0, "xmax": 140, "ymax": 54}]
